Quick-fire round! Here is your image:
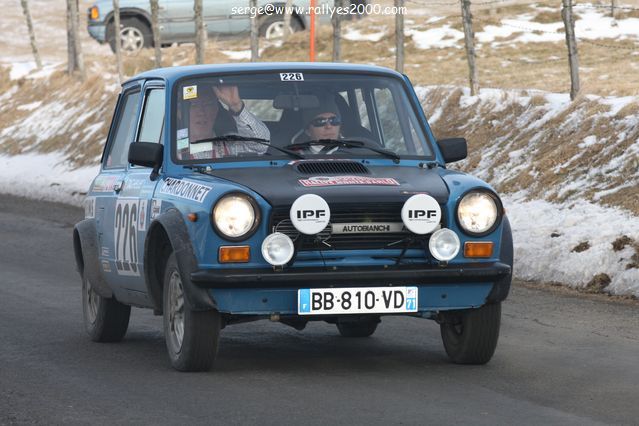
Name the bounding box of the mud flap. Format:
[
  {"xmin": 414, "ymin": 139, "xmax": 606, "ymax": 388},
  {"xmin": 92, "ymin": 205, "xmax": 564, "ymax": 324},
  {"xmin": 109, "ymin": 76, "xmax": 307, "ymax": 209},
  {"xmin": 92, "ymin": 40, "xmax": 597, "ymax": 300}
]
[{"xmin": 73, "ymin": 219, "xmax": 113, "ymax": 298}]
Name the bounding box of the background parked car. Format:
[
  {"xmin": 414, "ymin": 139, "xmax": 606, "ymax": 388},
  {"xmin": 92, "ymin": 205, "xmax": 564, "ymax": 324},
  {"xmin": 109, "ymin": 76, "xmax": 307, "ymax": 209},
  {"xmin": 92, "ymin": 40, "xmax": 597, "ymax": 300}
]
[{"xmin": 87, "ymin": 0, "xmax": 350, "ymax": 54}]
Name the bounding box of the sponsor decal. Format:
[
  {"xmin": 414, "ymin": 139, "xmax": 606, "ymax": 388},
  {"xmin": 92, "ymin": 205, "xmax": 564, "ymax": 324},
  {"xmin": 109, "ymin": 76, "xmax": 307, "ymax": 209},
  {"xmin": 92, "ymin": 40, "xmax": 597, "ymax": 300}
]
[
  {"xmin": 183, "ymin": 85, "xmax": 197, "ymax": 100},
  {"xmin": 158, "ymin": 178, "xmax": 212, "ymax": 203},
  {"xmin": 298, "ymin": 176, "xmax": 400, "ymax": 187},
  {"xmin": 101, "ymin": 260, "xmax": 111, "ymax": 273},
  {"xmin": 151, "ymin": 199, "xmax": 162, "ymax": 219},
  {"xmin": 119, "ymin": 177, "xmax": 145, "ymax": 197},
  {"xmin": 84, "ymin": 197, "xmax": 95, "ymax": 219},
  {"xmin": 290, "ymin": 194, "xmax": 331, "ymax": 235},
  {"xmin": 101, "ymin": 246, "xmax": 110, "ymax": 257},
  {"xmin": 92, "ymin": 175, "xmax": 118, "ymax": 192},
  {"xmin": 401, "ymin": 194, "xmax": 441, "ymax": 235},
  {"xmin": 177, "ymin": 128, "xmax": 189, "ymax": 150},
  {"xmin": 280, "ymin": 72, "xmax": 304, "ymax": 81},
  {"xmin": 332, "ymin": 222, "xmax": 406, "ymax": 234},
  {"xmin": 138, "ymin": 200, "xmax": 148, "ymax": 231},
  {"xmin": 114, "ymin": 199, "xmax": 144, "ymax": 277}
]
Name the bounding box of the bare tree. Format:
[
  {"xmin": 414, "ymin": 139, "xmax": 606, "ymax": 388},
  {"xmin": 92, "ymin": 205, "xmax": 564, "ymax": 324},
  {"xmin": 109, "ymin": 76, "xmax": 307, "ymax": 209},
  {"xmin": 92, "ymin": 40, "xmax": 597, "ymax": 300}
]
[
  {"xmin": 461, "ymin": 0, "xmax": 478, "ymax": 95},
  {"xmin": 20, "ymin": 0, "xmax": 42, "ymax": 69},
  {"xmin": 250, "ymin": 0, "xmax": 259, "ymax": 61},
  {"xmin": 150, "ymin": 0, "xmax": 162, "ymax": 67},
  {"xmin": 194, "ymin": 0, "xmax": 206, "ymax": 64},
  {"xmin": 395, "ymin": 0, "xmax": 404, "ymax": 73},
  {"xmin": 332, "ymin": 0, "xmax": 342, "ymax": 62},
  {"xmin": 611, "ymin": 0, "xmax": 617, "ymax": 19},
  {"xmin": 283, "ymin": 0, "xmax": 294, "ymax": 40},
  {"xmin": 113, "ymin": 0, "xmax": 123, "ymax": 83},
  {"xmin": 66, "ymin": 0, "xmax": 85, "ymax": 78},
  {"xmin": 561, "ymin": 0, "xmax": 580, "ymax": 100}
]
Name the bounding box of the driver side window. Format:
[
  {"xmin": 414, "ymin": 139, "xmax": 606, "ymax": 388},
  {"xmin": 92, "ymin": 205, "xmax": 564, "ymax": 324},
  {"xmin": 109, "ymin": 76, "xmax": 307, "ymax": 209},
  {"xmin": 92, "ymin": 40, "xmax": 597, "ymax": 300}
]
[{"xmin": 105, "ymin": 90, "xmax": 141, "ymax": 168}]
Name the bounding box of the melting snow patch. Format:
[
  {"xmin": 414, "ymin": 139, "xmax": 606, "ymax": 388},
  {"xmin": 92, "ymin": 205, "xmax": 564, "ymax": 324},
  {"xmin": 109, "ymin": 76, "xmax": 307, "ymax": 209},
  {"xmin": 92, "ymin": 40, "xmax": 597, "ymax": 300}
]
[
  {"xmin": 504, "ymin": 196, "xmax": 639, "ymax": 297},
  {"xmin": 343, "ymin": 29, "xmax": 386, "ymax": 42}
]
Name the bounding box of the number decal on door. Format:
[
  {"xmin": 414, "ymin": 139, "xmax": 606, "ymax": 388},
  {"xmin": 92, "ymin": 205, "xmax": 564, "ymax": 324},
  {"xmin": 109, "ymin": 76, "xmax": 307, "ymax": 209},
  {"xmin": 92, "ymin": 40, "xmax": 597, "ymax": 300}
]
[{"xmin": 114, "ymin": 199, "xmax": 142, "ymax": 276}]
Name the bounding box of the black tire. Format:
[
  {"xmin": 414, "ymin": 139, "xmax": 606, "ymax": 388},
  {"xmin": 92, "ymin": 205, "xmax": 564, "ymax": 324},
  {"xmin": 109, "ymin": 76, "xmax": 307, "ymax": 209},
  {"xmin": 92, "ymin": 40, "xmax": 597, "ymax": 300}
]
[
  {"xmin": 82, "ymin": 272, "xmax": 131, "ymax": 343},
  {"xmin": 440, "ymin": 303, "xmax": 501, "ymax": 365},
  {"xmin": 108, "ymin": 17, "xmax": 152, "ymax": 54},
  {"xmin": 163, "ymin": 253, "xmax": 221, "ymax": 372},
  {"xmin": 258, "ymin": 14, "xmax": 302, "ymax": 39},
  {"xmin": 337, "ymin": 318, "xmax": 379, "ymax": 337}
]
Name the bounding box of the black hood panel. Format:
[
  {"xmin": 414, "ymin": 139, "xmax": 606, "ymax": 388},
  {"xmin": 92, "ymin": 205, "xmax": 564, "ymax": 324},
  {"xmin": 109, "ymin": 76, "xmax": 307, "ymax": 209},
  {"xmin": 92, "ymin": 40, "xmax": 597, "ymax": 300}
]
[{"xmin": 208, "ymin": 164, "xmax": 450, "ymax": 207}]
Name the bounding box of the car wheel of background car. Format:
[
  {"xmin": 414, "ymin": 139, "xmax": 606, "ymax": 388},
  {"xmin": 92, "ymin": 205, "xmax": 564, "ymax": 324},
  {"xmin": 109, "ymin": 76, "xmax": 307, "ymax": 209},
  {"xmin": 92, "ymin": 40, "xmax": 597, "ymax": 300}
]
[
  {"xmin": 109, "ymin": 18, "xmax": 152, "ymax": 54},
  {"xmin": 336, "ymin": 317, "xmax": 380, "ymax": 337},
  {"xmin": 440, "ymin": 302, "xmax": 501, "ymax": 365},
  {"xmin": 259, "ymin": 14, "xmax": 302, "ymax": 39},
  {"xmin": 163, "ymin": 253, "xmax": 221, "ymax": 372},
  {"xmin": 82, "ymin": 271, "xmax": 131, "ymax": 342}
]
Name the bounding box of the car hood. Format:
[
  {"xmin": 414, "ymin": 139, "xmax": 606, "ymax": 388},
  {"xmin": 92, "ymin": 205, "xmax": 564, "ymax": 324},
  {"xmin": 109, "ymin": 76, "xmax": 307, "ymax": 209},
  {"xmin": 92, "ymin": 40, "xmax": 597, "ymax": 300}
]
[{"xmin": 207, "ymin": 163, "xmax": 450, "ymax": 207}]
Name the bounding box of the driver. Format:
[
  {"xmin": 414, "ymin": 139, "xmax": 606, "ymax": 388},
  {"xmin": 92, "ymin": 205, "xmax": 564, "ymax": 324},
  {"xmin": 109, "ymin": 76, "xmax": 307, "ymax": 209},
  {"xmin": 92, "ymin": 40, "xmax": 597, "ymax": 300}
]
[
  {"xmin": 182, "ymin": 85, "xmax": 270, "ymax": 159},
  {"xmin": 291, "ymin": 96, "xmax": 343, "ymax": 154}
]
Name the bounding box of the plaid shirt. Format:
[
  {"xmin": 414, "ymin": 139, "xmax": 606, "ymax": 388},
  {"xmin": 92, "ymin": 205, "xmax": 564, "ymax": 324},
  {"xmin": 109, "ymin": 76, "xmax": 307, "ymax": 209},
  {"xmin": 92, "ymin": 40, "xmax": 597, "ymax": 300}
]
[{"xmin": 189, "ymin": 107, "xmax": 270, "ymax": 160}]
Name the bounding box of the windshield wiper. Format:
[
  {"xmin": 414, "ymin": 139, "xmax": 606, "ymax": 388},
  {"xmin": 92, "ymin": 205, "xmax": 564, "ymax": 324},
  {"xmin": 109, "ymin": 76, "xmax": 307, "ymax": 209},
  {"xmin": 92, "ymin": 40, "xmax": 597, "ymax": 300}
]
[
  {"xmin": 192, "ymin": 134, "xmax": 305, "ymax": 159},
  {"xmin": 285, "ymin": 139, "xmax": 400, "ymax": 162}
]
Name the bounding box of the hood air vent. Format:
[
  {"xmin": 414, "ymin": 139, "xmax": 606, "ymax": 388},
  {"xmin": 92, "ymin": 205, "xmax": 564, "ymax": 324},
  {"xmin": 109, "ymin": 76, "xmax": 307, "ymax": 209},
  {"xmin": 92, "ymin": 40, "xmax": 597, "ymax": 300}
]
[{"xmin": 295, "ymin": 161, "xmax": 369, "ymax": 175}]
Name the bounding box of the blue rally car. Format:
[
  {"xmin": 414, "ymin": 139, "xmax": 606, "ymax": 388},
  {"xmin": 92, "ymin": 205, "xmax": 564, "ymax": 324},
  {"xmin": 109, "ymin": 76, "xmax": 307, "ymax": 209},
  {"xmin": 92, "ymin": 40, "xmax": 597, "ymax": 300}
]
[{"xmin": 73, "ymin": 62, "xmax": 513, "ymax": 371}]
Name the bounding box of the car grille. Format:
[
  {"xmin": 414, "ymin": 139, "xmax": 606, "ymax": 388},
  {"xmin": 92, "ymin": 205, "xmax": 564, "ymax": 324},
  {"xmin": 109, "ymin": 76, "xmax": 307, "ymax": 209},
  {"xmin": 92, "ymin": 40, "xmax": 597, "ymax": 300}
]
[{"xmin": 270, "ymin": 203, "xmax": 433, "ymax": 250}]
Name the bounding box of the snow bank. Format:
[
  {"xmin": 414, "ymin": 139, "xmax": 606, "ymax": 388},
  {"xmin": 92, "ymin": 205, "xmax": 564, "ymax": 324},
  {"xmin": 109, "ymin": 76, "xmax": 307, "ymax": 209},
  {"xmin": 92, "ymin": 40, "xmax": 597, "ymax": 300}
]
[
  {"xmin": 0, "ymin": 153, "xmax": 98, "ymax": 206},
  {"xmin": 505, "ymin": 194, "xmax": 639, "ymax": 297}
]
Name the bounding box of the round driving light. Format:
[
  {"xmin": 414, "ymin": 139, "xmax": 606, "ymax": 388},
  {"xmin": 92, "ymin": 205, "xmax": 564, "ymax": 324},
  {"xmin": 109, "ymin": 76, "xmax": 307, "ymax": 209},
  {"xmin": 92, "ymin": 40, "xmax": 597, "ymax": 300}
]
[
  {"xmin": 429, "ymin": 228, "xmax": 460, "ymax": 262},
  {"xmin": 457, "ymin": 192, "xmax": 499, "ymax": 235},
  {"xmin": 401, "ymin": 194, "xmax": 441, "ymax": 235},
  {"xmin": 213, "ymin": 194, "xmax": 257, "ymax": 240},
  {"xmin": 261, "ymin": 232, "xmax": 295, "ymax": 266},
  {"xmin": 290, "ymin": 194, "xmax": 330, "ymax": 235}
]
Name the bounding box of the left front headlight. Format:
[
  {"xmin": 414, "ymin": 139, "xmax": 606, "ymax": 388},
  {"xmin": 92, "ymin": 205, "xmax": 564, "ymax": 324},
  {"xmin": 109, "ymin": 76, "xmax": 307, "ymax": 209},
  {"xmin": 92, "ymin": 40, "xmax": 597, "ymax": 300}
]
[
  {"xmin": 212, "ymin": 193, "xmax": 259, "ymax": 240},
  {"xmin": 457, "ymin": 191, "xmax": 500, "ymax": 236}
]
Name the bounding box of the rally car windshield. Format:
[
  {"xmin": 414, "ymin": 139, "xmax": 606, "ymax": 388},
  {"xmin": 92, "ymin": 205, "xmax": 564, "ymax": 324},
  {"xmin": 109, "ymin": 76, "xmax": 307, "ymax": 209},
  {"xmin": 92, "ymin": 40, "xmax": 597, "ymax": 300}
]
[{"xmin": 173, "ymin": 72, "xmax": 434, "ymax": 163}]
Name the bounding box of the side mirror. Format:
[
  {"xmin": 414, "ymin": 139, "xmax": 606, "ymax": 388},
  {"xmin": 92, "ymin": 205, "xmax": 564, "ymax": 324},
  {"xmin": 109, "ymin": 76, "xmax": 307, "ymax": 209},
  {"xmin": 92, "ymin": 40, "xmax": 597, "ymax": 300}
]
[
  {"xmin": 437, "ymin": 138, "xmax": 467, "ymax": 164},
  {"xmin": 128, "ymin": 142, "xmax": 163, "ymax": 180}
]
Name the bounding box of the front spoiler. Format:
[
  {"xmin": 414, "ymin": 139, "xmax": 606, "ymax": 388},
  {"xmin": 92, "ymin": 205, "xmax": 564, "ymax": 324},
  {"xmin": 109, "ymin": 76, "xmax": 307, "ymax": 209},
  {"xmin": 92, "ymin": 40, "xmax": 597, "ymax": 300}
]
[{"xmin": 191, "ymin": 262, "xmax": 511, "ymax": 289}]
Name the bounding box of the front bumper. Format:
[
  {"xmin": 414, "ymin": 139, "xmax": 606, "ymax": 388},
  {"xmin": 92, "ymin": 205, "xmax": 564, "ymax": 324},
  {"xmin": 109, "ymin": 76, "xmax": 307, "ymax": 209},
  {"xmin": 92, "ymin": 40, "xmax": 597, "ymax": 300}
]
[
  {"xmin": 191, "ymin": 262, "xmax": 511, "ymax": 289},
  {"xmin": 87, "ymin": 23, "xmax": 106, "ymax": 43}
]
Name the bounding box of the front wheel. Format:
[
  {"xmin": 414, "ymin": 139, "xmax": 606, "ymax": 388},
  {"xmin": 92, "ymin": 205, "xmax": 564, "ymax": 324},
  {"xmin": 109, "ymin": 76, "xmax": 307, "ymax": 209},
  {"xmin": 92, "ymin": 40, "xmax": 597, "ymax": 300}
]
[
  {"xmin": 440, "ymin": 303, "xmax": 501, "ymax": 365},
  {"xmin": 163, "ymin": 253, "xmax": 221, "ymax": 372},
  {"xmin": 82, "ymin": 272, "xmax": 130, "ymax": 342},
  {"xmin": 259, "ymin": 15, "xmax": 302, "ymax": 39}
]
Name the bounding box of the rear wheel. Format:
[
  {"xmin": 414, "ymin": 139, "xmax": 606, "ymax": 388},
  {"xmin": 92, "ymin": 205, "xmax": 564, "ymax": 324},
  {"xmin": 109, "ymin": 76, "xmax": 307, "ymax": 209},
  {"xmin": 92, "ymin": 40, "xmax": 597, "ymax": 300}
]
[
  {"xmin": 163, "ymin": 253, "xmax": 221, "ymax": 372},
  {"xmin": 109, "ymin": 17, "xmax": 152, "ymax": 54},
  {"xmin": 336, "ymin": 317, "xmax": 379, "ymax": 337},
  {"xmin": 82, "ymin": 272, "xmax": 130, "ymax": 342},
  {"xmin": 440, "ymin": 303, "xmax": 501, "ymax": 364}
]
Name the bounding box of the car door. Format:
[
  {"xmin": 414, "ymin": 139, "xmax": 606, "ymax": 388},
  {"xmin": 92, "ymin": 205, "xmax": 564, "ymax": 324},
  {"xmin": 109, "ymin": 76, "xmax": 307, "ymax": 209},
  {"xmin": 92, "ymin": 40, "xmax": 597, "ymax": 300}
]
[
  {"xmin": 111, "ymin": 82, "xmax": 167, "ymax": 307},
  {"xmin": 95, "ymin": 83, "xmax": 143, "ymax": 302},
  {"xmin": 164, "ymin": 0, "xmax": 229, "ymax": 41}
]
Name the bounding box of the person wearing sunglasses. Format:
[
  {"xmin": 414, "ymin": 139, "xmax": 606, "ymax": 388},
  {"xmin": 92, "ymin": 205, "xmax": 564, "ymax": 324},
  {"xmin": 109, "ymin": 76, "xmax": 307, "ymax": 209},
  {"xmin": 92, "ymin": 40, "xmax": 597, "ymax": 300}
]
[{"xmin": 295, "ymin": 96, "xmax": 343, "ymax": 154}]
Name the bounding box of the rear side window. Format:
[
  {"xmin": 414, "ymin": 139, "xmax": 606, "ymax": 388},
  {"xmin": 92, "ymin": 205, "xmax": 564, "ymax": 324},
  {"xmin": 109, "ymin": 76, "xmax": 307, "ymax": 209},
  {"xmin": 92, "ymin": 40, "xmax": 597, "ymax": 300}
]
[
  {"xmin": 106, "ymin": 90, "xmax": 141, "ymax": 168},
  {"xmin": 137, "ymin": 88, "xmax": 166, "ymax": 143}
]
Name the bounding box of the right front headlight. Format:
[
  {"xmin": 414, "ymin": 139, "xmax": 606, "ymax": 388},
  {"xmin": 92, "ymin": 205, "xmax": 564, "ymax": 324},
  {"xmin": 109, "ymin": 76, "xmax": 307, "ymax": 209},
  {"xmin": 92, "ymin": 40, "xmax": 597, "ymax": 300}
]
[
  {"xmin": 457, "ymin": 191, "xmax": 500, "ymax": 235},
  {"xmin": 212, "ymin": 193, "xmax": 259, "ymax": 240}
]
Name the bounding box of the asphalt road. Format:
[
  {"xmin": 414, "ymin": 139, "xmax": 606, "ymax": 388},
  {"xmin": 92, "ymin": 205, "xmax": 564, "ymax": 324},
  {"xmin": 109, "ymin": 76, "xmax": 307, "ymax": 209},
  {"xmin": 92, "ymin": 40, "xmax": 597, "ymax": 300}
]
[{"xmin": 1, "ymin": 195, "xmax": 638, "ymax": 425}]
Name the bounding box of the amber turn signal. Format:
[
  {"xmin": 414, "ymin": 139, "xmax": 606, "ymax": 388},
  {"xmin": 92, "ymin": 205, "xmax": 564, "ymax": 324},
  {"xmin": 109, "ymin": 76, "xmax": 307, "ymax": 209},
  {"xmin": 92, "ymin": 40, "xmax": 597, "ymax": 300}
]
[
  {"xmin": 464, "ymin": 242, "xmax": 494, "ymax": 258},
  {"xmin": 90, "ymin": 6, "xmax": 99, "ymax": 20},
  {"xmin": 219, "ymin": 246, "xmax": 250, "ymax": 263}
]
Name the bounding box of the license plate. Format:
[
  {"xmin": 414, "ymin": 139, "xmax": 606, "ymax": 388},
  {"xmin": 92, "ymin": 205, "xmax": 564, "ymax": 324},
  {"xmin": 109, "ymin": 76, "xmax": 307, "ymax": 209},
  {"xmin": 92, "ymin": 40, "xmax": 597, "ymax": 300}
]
[{"xmin": 298, "ymin": 286, "xmax": 418, "ymax": 315}]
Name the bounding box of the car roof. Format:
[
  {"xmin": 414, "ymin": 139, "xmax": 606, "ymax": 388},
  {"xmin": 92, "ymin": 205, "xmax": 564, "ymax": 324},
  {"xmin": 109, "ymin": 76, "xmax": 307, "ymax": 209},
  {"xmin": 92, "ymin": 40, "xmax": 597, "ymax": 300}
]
[{"xmin": 124, "ymin": 62, "xmax": 404, "ymax": 86}]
